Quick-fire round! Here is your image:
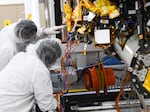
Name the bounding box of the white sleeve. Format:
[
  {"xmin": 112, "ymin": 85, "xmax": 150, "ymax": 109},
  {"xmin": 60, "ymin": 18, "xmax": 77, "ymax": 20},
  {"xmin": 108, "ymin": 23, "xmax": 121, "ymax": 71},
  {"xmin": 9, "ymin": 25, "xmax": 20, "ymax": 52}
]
[
  {"xmin": 32, "ymin": 65, "xmax": 57, "ymax": 112},
  {"xmin": 36, "ymin": 27, "xmax": 48, "ymax": 39},
  {"xmin": 0, "ymin": 48, "xmax": 14, "ymax": 71}
]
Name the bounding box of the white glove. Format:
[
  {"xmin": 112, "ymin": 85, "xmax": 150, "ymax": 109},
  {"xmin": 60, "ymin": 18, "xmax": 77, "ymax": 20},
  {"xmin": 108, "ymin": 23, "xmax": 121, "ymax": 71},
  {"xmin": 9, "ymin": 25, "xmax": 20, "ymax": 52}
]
[{"xmin": 43, "ymin": 25, "xmax": 66, "ymax": 35}]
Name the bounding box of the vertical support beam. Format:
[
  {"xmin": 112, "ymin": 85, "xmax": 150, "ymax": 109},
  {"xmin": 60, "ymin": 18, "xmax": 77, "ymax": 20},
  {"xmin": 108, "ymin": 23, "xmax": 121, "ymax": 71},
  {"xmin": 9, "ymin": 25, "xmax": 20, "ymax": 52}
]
[
  {"xmin": 24, "ymin": 0, "xmax": 40, "ymax": 28},
  {"xmin": 43, "ymin": 0, "xmax": 56, "ymax": 38},
  {"xmin": 43, "ymin": 0, "xmax": 50, "ymax": 28},
  {"xmin": 43, "ymin": 0, "xmax": 55, "ymax": 27}
]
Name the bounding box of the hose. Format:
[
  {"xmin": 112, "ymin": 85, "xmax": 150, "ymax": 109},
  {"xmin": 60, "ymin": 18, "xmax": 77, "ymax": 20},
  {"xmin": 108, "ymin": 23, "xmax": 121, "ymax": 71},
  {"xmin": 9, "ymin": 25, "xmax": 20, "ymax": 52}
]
[{"xmin": 115, "ymin": 72, "xmax": 131, "ymax": 112}]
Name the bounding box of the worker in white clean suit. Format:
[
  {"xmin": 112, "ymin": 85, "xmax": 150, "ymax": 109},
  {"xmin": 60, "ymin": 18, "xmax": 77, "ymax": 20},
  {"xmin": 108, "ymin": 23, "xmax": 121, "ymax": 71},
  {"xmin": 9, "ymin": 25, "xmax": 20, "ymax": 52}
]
[
  {"xmin": 0, "ymin": 19, "xmax": 65, "ymax": 71},
  {"xmin": 0, "ymin": 37, "xmax": 63, "ymax": 112}
]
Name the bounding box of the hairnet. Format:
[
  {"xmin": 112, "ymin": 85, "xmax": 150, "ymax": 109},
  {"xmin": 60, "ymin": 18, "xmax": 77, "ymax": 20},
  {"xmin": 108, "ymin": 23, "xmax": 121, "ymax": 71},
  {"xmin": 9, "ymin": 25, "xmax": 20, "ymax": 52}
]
[
  {"xmin": 14, "ymin": 20, "xmax": 37, "ymax": 44},
  {"xmin": 36, "ymin": 38, "xmax": 62, "ymax": 67}
]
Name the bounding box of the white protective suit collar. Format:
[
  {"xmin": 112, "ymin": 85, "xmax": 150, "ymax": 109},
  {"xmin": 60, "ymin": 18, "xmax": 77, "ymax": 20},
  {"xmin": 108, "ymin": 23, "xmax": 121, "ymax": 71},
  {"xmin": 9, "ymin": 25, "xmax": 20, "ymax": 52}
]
[
  {"xmin": 25, "ymin": 38, "xmax": 43, "ymax": 57},
  {"xmin": 26, "ymin": 37, "xmax": 64, "ymax": 58},
  {"xmin": 26, "ymin": 38, "xmax": 64, "ymax": 57}
]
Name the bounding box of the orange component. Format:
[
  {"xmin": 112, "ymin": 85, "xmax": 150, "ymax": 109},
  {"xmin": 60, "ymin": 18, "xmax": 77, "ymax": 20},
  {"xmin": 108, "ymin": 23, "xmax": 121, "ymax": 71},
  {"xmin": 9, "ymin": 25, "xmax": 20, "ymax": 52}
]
[
  {"xmin": 84, "ymin": 67, "xmax": 100, "ymax": 96},
  {"xmin": 84, "ymin": 69, "xmax": 92, "ymax": 90},
  {"xmin": 89, "ymin": 66, "xmax": 100, "ymax": 95},
  {"xmin": 105, "ymin": 68, "xmax": 115, "ymax": 86},
  {"xmin": 100, "ymin": 64, "xmax": 115, "ymax": 94},
  {"xmin": 84, "ymin": 64, "xmax": 115, "ymax": 96},
  {"xmin": 96, "ymin": 66, "xmax": 103, "ymax": 89},
  {"xmin": 100, "ymin": 64, "xmax": 107, "ymax": 94}
]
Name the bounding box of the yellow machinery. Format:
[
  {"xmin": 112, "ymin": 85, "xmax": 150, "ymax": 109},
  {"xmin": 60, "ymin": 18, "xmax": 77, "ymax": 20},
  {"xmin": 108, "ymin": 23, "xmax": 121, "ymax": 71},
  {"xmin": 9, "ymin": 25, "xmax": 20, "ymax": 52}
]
[{"xmin": 53, "ymin": 0, "xmax": 150, "ymax": 112}]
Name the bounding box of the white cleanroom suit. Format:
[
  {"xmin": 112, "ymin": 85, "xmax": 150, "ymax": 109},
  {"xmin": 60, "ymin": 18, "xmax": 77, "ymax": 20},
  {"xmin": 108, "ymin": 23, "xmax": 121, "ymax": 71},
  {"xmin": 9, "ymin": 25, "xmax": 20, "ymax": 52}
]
[
  {"xmin": 0, "ymin": 38, "xmax": 63, "ymax": 112},
  {"xmin": 0, "ymin": 19, "xmax": 65, "ymax": 71},
  {"xmin": 0, "ymin": 20, "xmax": 37, "ymax": 71}
]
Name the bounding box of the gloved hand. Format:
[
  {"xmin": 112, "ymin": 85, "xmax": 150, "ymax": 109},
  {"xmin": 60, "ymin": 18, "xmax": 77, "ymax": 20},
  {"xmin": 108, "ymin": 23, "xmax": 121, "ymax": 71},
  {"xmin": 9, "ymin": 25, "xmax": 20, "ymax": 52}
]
[{"xmin": 43, "ymin": 25, "xmax": 66, "ymax": 35}]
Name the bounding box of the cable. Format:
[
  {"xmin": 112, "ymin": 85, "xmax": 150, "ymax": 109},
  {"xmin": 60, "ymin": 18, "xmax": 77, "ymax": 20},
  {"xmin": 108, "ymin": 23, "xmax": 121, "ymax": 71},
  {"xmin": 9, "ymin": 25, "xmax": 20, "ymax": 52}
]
[{"xmin": 115, "ymin": 72, "xmax": 131, "ymax": 112}]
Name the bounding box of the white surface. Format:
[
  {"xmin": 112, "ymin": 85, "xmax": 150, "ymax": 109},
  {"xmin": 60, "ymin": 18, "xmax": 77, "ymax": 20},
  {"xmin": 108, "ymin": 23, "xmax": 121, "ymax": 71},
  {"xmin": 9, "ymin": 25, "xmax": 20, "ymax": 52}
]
[
  {"xmin": 24, "ymin": 0, "xmax": 41, "ymax": 28},
  {"xmin": 94, "ymin": 29, "xmax": 110, "ymax": 44},
  {"xmin": 83, "ymin": 11, "xmax": 96, "ymax": 22},
  {"xmin": 114, "ymin": 33, "xmax": 139, "ymax": 66}
]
